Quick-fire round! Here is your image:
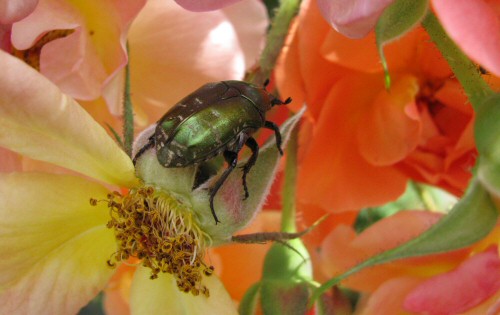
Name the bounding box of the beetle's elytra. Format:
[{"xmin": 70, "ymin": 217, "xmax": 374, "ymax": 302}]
[{"xmin": 133, "ymin": 80, "xmax": 291, "ymax": 224}]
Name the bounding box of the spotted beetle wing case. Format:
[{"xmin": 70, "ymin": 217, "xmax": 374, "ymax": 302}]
[{"xmin": 155, "ymin": 81, "xmax": 265, "ymax": 168}]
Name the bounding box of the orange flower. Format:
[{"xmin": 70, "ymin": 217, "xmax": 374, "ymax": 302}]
[
  {"xmin": 276, "ymin": 0, "xmax": 481, "ymax": 212},
  {"xmin": 317, "ymin": 211, "xmax": 500, "ymax": 314}
]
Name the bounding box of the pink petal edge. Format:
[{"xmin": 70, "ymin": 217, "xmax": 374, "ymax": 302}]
[
  {"xmin": 432, "ymin": 0, "xmax": 500, "ymax": 76},
  {"xmin": 404, "ymin": 246, "xmax": 500, "ymax": 314}
]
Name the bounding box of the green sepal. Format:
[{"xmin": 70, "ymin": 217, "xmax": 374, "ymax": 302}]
[
  {"xmin": 312, "ymin": 178, "xmax": 498, "ymax": 303},
  {"xmin": 475, "ymin": 93, "xmax": 500, "ymax": 197},
  {"xmin": 239, "ymin": 283, "xmax": 261, "ymax": 315},
  {"xmin": 134, "ymin": 150, "xmax": 197, "ymax": 198},
  {"xmin": 192, "ymin": 107, "xmax": 306, "ymax": 245},
  {"xmin": 375, "ymin": 0, "xmax": 429, "ymax": 88}
]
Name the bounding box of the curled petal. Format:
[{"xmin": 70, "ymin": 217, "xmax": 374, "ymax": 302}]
[
  {"xmin": 130, "ymin": 266, "xmax": 237, "ymax": 315},
  {"xmin": 404, "ymin": 246, "xmax": 500, "ymax": 314},
  {"xmin": 356, "ymin": 75, "xmax": 421, "ymax": 165},
  {"xmin": 432, "ymin": 0, "xmax": 500, "ymax": 76},
  {"xmin": 174, "ymin": 0, "xmax": 243, "ymax": 12},
  {"xmin": 0, "ymin": 173, "xmax": 116, "ymax": 314},
  {"xmin": 0, "ymin": 0, "xmax": 39, "ymax": 24},
  {"xmin": 11, "ymin": 0, "xmax": 146, "ymax": 100},
  {"xmin": 317, "ymin": 0, "xmax": 396, "ymax": 38},
  {"xmin": 0, "ymin": 51, "xmax": 137, "ymax": 187}
]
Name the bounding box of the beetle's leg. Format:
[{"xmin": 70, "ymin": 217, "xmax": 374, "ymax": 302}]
[
  {"xmin": 132, "ymin": 135, "xmax": 155, "ymax": 165},
  {"xmin": 209, "ymin": 150, "xmax": 238, "ymax": 224},
  {"xmin": 264, "ymin": 121, "xmax": 283, "ymax": 155},
  {"xmin": 241, "ymin": 137, "xmax": 259, "ymax": 200},
  {"xmin": 209, "ymin": 133, "xmax": 247, "ymax": 224}
]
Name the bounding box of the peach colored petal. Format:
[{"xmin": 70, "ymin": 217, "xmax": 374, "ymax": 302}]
[
  {"xmin": 320, "ymin": 27, "xmax": 420, "ymax": 74},
  {"xmin": 220, "ymin": 0, "xmax": 267, "ymax": 70},
  {"xmin": 0, "ymin": 172, "xmax": 116, "ymax": 314},
  {"xmin": 0, "ymin": 147, "xmax": 22, "ymax": 172},
  {"xmin": 357, "ymin": 75, "xmax": 421, "ymax": 166},
  {"xmin": 212, "ymin": 211, "xmax": 281, "ymax": 301},
  {"xmin": 0, "ymin": 0, "xmax": 39, "ymax": 24},
  {"xmin": 104, "ymin": 263, "xmax": 136, "ymax": 315},
  {"xmin": 317, "ymin": 0, "xmax": 396, "ymax": 38},
  {"xmin": 11, "ymin": 0, "xmax": 146, "ymax": 100},
  {"xmin": 297, "ymin": 74, "xmax": 407, "ymax": 211},
  {"xmin": 121, "ymin": 0, "xmax": 266, "ymax": 123},
  {"xmin": 174, "ymin": 0, "xmax": 243, "ymax": 12},
  {"xmin": 432, "ymin": 0, "xmax": 500, "ymax": 76},
  {"xmin": 319, "ymin": 211, "xmax": 469, "ymax": 292},
  {"xmin": 404, "ymin": 247, "xmax": 500, "ymax": 314},
  {"xmin": 357, "ymin": 277, "xmax": 422, "ymax": 315},
  {"xmin": 130, "ymin": 266, "xmax": 237, "ymax": 315},
  {"xmin": 0, "ymin": 51, "xmax": 137, "ymax": 187}
]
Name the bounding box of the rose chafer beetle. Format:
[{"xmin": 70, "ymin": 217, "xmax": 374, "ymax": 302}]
[{"xmin": 133, "ymin": 80, "xmax": 291, "ymax": 224}]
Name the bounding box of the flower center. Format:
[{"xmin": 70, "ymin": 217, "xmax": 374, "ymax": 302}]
[{"xmin": 91, "ymin": 186, "xmax": 214, "ymax": 297}]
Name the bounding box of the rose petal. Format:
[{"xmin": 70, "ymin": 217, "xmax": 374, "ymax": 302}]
[
  {"xmin": 0, "ymin": 147, "xmax": 22, "ymax": 172},
  {"xmin": 319, "ymin": 211, "xmax": 470, "ymax": 292},
  {"xmin": 317, "ymin": 0, "xmax": 396, "ymax": 38},
  {"xmin": 121, "ymin": 0, "xmax": 266, "ymax": 122},
  {"xmin": 404, "ymin": 246, "xmax": 500, "ymax": 314},
  {"xmin": 0, "ymin": 0, "xmax": 39, "ymax": 24},
  {"xmin": 297, "ymin": 75, "xmax": 407, "ymax": 211},
  {"xmin": 0, "ymin": 172, "xmax": 116, "ymax": 314},
  {"xmin": 174, "ymin": 0, "xmax": 243, "ymax": 12},
  {"xmin": 357, "ymin": 277, "xmax": 422, "ymax": 315},
  {"xmin": 356, "ymin": 75, "xmax": 421, "ymax": 165},
  {"xmin": 130, "ymin": 266, "xmax": 237, "ymax": 315},
  {"xmin": 432, "ymin": 0, "xmax": 500, "ymax": 76},
  {"xmin": 11, "ymin": 0, "xmax": 146, "ymax": 100},
  {"xmin": 0, "ymin": 51, "xmax": 137, "ymax": 187}
]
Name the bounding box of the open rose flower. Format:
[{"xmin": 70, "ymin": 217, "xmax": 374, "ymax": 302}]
[
  {"xmin": 276, "ymin": 0, "xmax": 481, "ymax": 212},
  {"xmin": 0, "ymin": 50, "xmax": 301, "ymax": 314},
  {"xmin": 316, "ymin": 0, "xmax": 500, "ymax": 76}
]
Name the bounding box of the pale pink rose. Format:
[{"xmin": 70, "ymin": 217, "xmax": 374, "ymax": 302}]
[
  {"xmin": 10, "ymin": 0, "xmax": 146, "ymax": 101},
  {"xmin": 105, "ymin": 0, "xmax": 268, "ymax": 123}
]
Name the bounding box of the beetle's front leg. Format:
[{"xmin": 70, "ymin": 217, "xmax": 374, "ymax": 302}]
[
  {"xmin": 264, "ymin": 121, "xmax": 283, "ymax": 155},
  {"xmin": 241, "ymin": 137, "xmax": 259, "ymax": 200},
  {"xmin": 209, "ymin": 150, "xmax": 238, "ymax": 224}
]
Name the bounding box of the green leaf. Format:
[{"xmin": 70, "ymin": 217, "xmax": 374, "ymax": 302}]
[
  {"xmin": 354, "ymin": 181, "xmax": 457, "ymax": 233},
  {"xmin": 475, "ymin": 93, "xmax": 500, "ymax": 197},
  {"xmin": 312, "ymin": 178, "xmax": 498, "ymax": 302},
  {"xmin": 375, "ymin": 0, "xmax": 429, "ymax": 88}
]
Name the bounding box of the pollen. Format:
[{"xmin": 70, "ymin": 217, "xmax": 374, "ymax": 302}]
[{"xmin": 91, "ymin": 186, "xmax": 213, "ymax": 297}]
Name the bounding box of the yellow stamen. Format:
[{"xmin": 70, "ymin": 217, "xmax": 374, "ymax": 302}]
[{"xmin": 91, "ymin": 185, "xmax": 213, "ymax": 297}]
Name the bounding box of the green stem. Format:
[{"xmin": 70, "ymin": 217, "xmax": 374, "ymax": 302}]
[
  {"xmin": 246, "ymin": 0, "xmax": 301, "ymax": 86},
  {"xmin": 123, "ymin": 43, "xmax": 134, "ymax": 157},
  {"xmin": 422, "ymin": 13, "xmax": 493, "ymax": 110},
  {"xmin": 281, "ymin": 124, "xmax": 298, "ymax": 233}
]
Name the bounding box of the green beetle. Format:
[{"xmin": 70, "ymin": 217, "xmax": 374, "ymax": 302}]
[{"xmin": 133, "ymin": 80, "xmax": 291, "ymax": 224}]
